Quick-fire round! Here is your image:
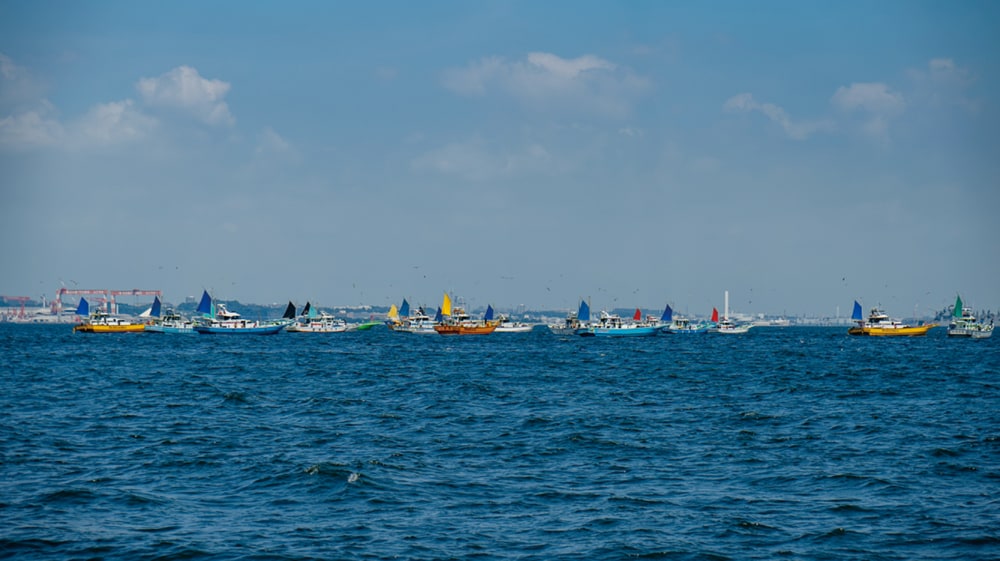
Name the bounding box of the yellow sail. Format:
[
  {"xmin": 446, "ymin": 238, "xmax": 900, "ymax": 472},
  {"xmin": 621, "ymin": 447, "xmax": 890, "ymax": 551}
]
[
  {"xmin": 387, "ymin": 304, "xmax": 398, "ymax": 320},
  {"xmin": 442, "ymin": 292, "xmax": 452, "ymax": 316}
]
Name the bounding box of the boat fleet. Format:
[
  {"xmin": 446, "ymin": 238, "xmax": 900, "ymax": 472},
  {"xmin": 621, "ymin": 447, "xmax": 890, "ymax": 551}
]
[{"xmin": 69, "ymin": 289, "xmax": 993, "ymax": 340}]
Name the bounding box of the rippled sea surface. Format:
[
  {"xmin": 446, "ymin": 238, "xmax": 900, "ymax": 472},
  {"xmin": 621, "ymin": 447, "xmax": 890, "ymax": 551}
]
[{"xmin": 2, "ymin": 324, "xmax": 998, "ymax": 560}]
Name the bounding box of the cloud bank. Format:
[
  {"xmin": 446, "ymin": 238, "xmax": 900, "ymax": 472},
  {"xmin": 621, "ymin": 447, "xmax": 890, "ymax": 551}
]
[
  {"xmin": 136, "ymin": 66, "xmax": 235, "ymax": 126},
  {"xmin": 723, "ymin": 93, "xmax": 834, "ymax": 140},
  {"xmin": 0, "ymin": 59, "xmax": 238, "ymax": 150},
  {"xmin": 443, "ymin": 52, "xmax": 649, "ymax": 118}
]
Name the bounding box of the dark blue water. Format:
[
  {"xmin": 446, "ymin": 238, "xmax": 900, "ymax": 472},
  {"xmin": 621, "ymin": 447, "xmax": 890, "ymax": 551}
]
[{"xmin": 2, "ymin": 324, "xmax": 998, "ymax": 560}]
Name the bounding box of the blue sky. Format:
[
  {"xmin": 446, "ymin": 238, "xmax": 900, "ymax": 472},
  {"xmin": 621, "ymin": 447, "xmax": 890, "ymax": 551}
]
[{"xmin": 2, "ymin": 1, "xmax": 998, "ymax": 317}]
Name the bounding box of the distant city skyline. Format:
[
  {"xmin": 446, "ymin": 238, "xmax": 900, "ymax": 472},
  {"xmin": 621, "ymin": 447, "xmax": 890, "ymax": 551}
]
[{"xmin": 2, "ymin": 1, "xmax": 998, "ymax": 317}]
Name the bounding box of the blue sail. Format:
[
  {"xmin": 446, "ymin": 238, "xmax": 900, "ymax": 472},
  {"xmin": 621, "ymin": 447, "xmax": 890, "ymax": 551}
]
[
  {"xmin": 151, "ymin": 296, "xmax": 162, "ymax": 318},
  {"xmin": 484, "ymin": 305, "xmax": 494, "ymax": 321},
  {"xmin": 400, "ymin": 299, "xmax": 410, "ymax": 318},
  {"xmin": 75, "ymin": 297, "xmax": 89, "ymax": 316},
  {"xmin": 308, "ymin": 303, "xmax": 317, "ymax": 319},
  {"xmin": 851, "ymin": 301, "xmax": 863, "ymax": 321},
  {"xmin": 196, "ymin": 290, "xmax": 212, "ymax": 316},
  {"xmin": 661, "ymin": 304, "xmax": 672, "ymax": 322},
  {"xmin": 434, "ymin": 307, "xmax": 443, "ymax": 323},
  {"xmin": 578, "ymin": 300, "xmax": 591, "ymax": 322}
]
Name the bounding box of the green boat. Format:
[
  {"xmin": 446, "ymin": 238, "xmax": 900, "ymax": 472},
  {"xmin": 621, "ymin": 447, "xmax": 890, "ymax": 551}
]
[{"xmin": 353, "ymin": 318, "xmax": 383, "ymax": 331}]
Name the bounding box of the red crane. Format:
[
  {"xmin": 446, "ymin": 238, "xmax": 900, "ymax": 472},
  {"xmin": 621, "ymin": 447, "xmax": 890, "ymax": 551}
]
[
  {"xmin": 110, "ymin": 289, "xmax": 162, "ymax": 315},
  {"xmin": 55, "ymin": 288, "xmax": 110, "ymax": 314},
  {"xmin": 2, "ymin": 296, "xmax": 31, "ymax": 319}
]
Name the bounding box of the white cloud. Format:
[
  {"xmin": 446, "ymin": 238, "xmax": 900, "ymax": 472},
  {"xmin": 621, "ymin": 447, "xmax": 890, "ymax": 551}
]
[
  {"xmin": 830, "ymin": 83, "xmax": 905, "ymax": 141},
  {"xmin": 253, "ymin": 126, "xmax": 302, "ymax": 165},
  {"xmin": 526, "ymin": 52, "xmax": 614, "ymax": 78},
  {"xmin": 907, "ymin": 57, "xmax": 978, "ymax": 112},
  {"xmin": 136, "ymin": 66, "xmax": 235, "ymax": 126},
  {"xmin": 1, "ymin": 98, "xmax": 156, "ymax": 149},
  {"xmin": 0, "ymin": 101, "xmax": 64, "ymax": 148},
  {"xmin": 724, "ymin": 93, "xmax": 834, "ymax": 140},
  {"xmin": 831, "ymin": 82, "xmax": 905, "ymax": 114},
  {"xmin": 442, "ymin": 52, "xmax": 649, "ymax": 118},
  {"xmin": 74, "ymin": 99, "xmax": 157, "ymax": 145},
  {"xmin": 256, "ymin": 126, "xmax": 292, "ymax": 155},
  {"xmin": 0, "ymin": 52, "xmax": 45, "ymax": 106}
]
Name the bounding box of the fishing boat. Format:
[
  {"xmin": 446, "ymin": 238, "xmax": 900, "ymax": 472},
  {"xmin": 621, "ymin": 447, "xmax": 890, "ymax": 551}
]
[
  {"xmin": 710, "ymin": 291, "xmax": 752, "ymax": 334},
  {"xmin": 386, "ymin": 299, "xmax": 438, "ymax": 334},
  {"xmin": 433, "ymin": 293, "xmax": 497, "ymax": 335},
  {"xmin": 548, "ymin": 300, "xmax": 591, "ymax": 334},
  {"xmin": 192, "ymin": 291, "xmax": 291, "ymax": 335},
  {"xmin": 659, "ymin": 304, "xmax": 710, "ymax": 334},
  {"xmin": 494, "ymin": 313, "xmax": 533, "ymax": 333},
  {"xmin": 144, "ymin": 296, "xmax": 196, "ymax": 334},
  {"xmin": 287, "ymin": 302, "xmax": 349, "ymax": 333},
  {"xmin": 353, "ymin": 316, "xmax": 383, "ymax": 331},
  {"xmin": 73, "ymin": 298, "xmax": 146, "ymax": 333},
  {"xmin": 847, "ymin": 301, "xmax": 936, "ymax": 336},
  {"xmin": 947, "ymin": 295, "xmax": 993, "ymax": 339},
  {"xmin": 577, "ymin": 308, "xmax": 658, "ymax": 337}
]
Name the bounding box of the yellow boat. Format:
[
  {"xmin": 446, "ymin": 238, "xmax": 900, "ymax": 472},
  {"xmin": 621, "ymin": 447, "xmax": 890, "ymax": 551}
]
[
  {"xmin": 72, "ymin": 298, "xmax": 146, "ymax": 333},
  {"xmin": 74, "ymin": 321, "xmax": 146, "ymax": 333},
  {"xmin": 847, "ymin": 301, "xmax": 936, "ymax": 337}
]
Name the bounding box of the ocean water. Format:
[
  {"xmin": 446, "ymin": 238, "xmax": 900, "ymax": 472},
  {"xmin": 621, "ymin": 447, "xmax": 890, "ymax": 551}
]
[{"xmin": 1, "ymin": 324, "xmax": 998, "ymax": 560}]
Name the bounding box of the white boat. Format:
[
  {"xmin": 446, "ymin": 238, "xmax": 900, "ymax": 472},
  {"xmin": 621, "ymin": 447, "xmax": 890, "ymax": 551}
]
[
  {"xmin": 948, "ymin": 295, "xmax": 993, "ymax": 339},
  {"xmin": 548, "ymin": 300, "xmax": 590, "ymax": 334},
  {"xmin": 494, "ymin": 314, "xmax": 534, "ymax": 333},
  {"xmin": 287, "ymin": 302, "xmax": 349, "ymax": 333},
  {"xmin": 576, "ymin": 309, "xmax": 659, "ymax": 337},
  {"xmin": 659, "ymin": 304, "xmax": 710, "ymax": 334},
  {"xmin": 711, "ymin": 291, "xmax": 752, "ymax": 334},
  {"xmin": 192, "ymin": 291, "xmax": 291, "ymax": 335},
  {"xmin": 144, "ymin": 296, "xmax": 196, "ymax": 334},
  {"xmin": 386, "ymin": 299, "xmax": 438, "ymax": 334}
]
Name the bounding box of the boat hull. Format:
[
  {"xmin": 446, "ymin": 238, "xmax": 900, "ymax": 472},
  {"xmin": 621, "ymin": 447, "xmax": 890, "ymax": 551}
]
[
  {"xmin": 848, "ymin": 324, "xmax": 937, "ymax": 336},
  {"xmin": 948, "ymin": 326, "xmax": 994, "ymax": 338},
  {"xmin": 577, "ymin": 326, "xmax": 658, "ymax": 337},
  {"xmin": 74, "ymin": 324, "xmax": 145, "ymax": 333},
  {"xmin": 287, "ymin": 323, "xmax": 348, "ymax": 333},
  {"xmin": 434, "ymin": 324, "xmax": 497, "ymax": 335},
  {"xmin": 389, "ymin": 325, "xmax": 438, "ymax": 334},
  {"xmin": 194, "ymin": 324, "xmax": 286, "ymax": 335},
  {"xmin": 662, "ymin": 327, "xmax": 709, "ymax": 334},
  {"xmin": 495, "ymin": 325, "xmax": 533, "ymax": 333},
  {"xmin": 715, "ymin": 326, "xmax": 752, "ymax": 334},
  {"xmin": 145, "ymin": 324, "xmax": 195, "ymax": 334}
]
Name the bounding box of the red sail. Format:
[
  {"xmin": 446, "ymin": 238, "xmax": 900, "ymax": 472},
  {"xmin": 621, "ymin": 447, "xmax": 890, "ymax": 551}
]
[
  {"xmin": 711, "ymin": 307, "xmax": 719, "ymax": 322},
  {"xmin": 633, "ymin": 308, "xmax": 641, "ymax": 321}
]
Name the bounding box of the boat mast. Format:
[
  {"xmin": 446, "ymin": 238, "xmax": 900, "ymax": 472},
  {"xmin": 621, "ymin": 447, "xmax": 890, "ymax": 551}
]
[{"xmin": 724, "ymin": 290, "xmax": 729, "ymax": 321}]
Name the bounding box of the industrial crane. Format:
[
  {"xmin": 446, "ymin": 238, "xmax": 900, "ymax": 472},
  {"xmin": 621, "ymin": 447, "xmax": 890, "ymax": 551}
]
[
  {"xmin": 54, "ymin": 288, "xmax": 163, "ymax": 315},
  {"xmin": 110, "ymin": 289, "xmax": 163, "ymax": 315},
  {"xmin": 1, "ymin": 296, "xmax": 31, "ymax": 319}
]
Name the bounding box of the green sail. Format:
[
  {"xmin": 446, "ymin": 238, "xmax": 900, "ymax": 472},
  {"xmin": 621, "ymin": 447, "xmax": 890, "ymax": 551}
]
[{"xmin": 953, "ymin": 295, "xmax": 963, "ymax": 318}]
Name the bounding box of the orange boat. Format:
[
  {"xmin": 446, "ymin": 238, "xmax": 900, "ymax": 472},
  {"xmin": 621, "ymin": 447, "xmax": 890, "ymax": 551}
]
[
  {"xmin": 847, "ymin": 301, "xmax": 936, "ymax": 336},
  {"xmin": 434, "ymin": 323, "xmax": 497, "ymax": 335},
  {"xmin": 433, "ymin": 293, "xmax": 498, "ymax": 335}
]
